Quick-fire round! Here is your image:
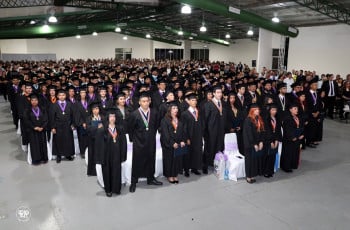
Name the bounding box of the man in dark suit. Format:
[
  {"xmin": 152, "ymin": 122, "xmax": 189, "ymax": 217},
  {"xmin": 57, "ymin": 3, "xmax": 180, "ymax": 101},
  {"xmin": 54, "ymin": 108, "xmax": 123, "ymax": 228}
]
[
  {"xmin": 234, "ymin": 84, "xmax": 249, "ymax": 117},
  {"xmin": 321, "ymin": 74, "xmax": 339, "ymax": 119},
  {"xmin": 274, "ymin": 83, "xmax": 290, "ymax": 122},
  {"xmin": 7, "ymin": 75, "xmax": 21, "ymax": 129}
]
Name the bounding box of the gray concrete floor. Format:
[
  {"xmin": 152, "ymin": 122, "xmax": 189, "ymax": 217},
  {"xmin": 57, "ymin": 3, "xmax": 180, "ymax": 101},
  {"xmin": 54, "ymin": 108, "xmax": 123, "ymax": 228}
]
[{"xmin": 0, "ymin": 101, "xmax": 349, "ymax": 230}]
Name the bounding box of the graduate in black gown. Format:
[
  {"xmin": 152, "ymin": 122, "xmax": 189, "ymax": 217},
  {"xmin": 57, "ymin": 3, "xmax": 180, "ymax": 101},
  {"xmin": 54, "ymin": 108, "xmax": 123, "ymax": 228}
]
[
  {"xmin": 17, "ymin": 82, "xmax": 33, "ymax": 149},
  {"xmin": 114, "ymin": 92, "xmax": 132, "ymax": 133},
  {"xmin": 86, "ymin": 102, "xmax": 104, "ymax": 176},
  {"xmin": 128, "ymin": 92, "xmax": 162, "ymax": 193},
  {"xmin": 101, "ymin": 110, "xmax": 127, "ymax": 197},
  {"xmin": 97, "ymin": 86, "xmax": 113, "ymax": 115},
  {"xmin": 50, "ymin": 89, "xmax": 75, "ymax": 163},
  {"xmin": 281, "ymin": 104, "xmax": 304, "ymax": 173},
  {"xmin": 225, "ymin": 92, "xmax": 245, "ymax": 155},
  {"xmin": 243, "ymin": 104, "xmax": 265, "ymax": 183},
  {"xmin": 7, "ymin": 75, "xmax": 21, "ymax": 129},
  {"xmin": 23, "ymin": 94, "xmax": 48, "ymax": 165},
  {"xmin": 263, "ymin": 104, "xmax": 282, "ymax": 178},
  {"xmin": 181, "ymin": 93, "xmax": 203, "ymax": 176},
  {"xmin": 160, "ymin": 103, "xmax": 187, "ymax": 184},
  {"xmin": 75, "ymin": 88, "xmax": 90, "ymax": 158},
  {"xmin": 202, "ymin": 86, "xmax": 226, "ymax": 174},
  {"xmin": 158, "ymin": 90, "xmax": 176, "ymax": 119}
]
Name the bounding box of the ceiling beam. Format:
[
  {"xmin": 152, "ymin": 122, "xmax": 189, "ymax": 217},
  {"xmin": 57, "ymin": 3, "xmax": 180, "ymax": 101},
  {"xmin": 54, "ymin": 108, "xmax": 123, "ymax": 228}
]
[
  {"xmin": 293, "ymin": 0, "xmax": 350, "ymax": 25},
  {"xmin": 0, "ymin": 22, "xmax": 181, "ymax": 46},
  {"xmin": 173, "ymin": 0, "xmax": 299, "ymax": 37},
  {"xmin": 0, "ymin": 0, "xmax": 52, "ymax": 8}
]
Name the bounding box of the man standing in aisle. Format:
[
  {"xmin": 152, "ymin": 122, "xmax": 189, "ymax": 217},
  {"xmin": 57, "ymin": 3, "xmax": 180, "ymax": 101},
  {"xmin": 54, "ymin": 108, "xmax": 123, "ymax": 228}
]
[
  {"xmin": 202, "ymin": 86, "xmax": 226, "ymax": 174},
  {"xmin": 128, "ymin": 92, "xmax": 162, "ymax": 193},
  {"xmin": 321, "ymin": 74, "xmax": 339, "ymax": 119}
]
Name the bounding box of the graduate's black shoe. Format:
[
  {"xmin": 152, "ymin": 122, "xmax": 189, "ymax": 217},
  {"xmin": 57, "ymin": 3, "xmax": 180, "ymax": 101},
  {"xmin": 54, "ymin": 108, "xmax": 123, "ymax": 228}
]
[
  {"xmin": 307, "ymin": 144, "xmax": 316, "ymax": 148},
  {"xmin": 202, "ymin": 168, "xmax": 208, "ymax": 175},
  {"xmin": 66, "ymin": 156, "xmax": 74, "ymax": 161},
  {"xmin": 56, "ymin": 156, "xmax": 61, "ymax": 163},
  {"xmin": 246, "ymin": 179, "xmax": 254, "ymax": 184},
  {"xmin": 283, "ymin": 169, "xmax": 293, "ymax": 173},
  {"xmin": 174, "ymin": 180, "xmax": 179, "ymax": 184},
  {"xmin": 147, "ymin": 178, "xmax": 163, "ymax": 186},
  {"xmin": 129, "ymin": 184, "xmax": 136, "ymax": 193},
  {"xmin": 106, "ymin": 192, "xmax": 112, "ymax": 197},
  {"xmin": 41, "ymin": 160, "xmax": 48, "ymax": 164},
  {"xmin": 263, "ymin": 174, "xmax": 270, "ymax": 178},
  {"xmin": 191, "ymin": 169, "xmax": 201, "ymax": 175},
  {"xmin": 81, "ymin": 154, "xmax": 85, "ymax": 159},
  {"xmin": 184, "ymin": 171, "xmax": 190, "ymax": 177}
]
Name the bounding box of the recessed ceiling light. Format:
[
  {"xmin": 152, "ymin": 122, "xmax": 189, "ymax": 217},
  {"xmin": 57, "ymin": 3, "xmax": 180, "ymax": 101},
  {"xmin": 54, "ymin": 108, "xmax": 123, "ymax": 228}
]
[
  {"xmin": 30, "ymin": 20, "xmax": 36, "ymax": 25},
  {"xmin": 115, "ymin": 27, "xmax": 121, "ymax": 32},
  {"xmin": 92, "ymin": 31, "xmax": 98, "ymax": 36},
  {"xmin": 146, "ymin": 34, "xmax": 151, "ymax": 38},
  {"xmin": 76, "ymin": 35, "xmax": 81, "ymax": 39},
  {"xmin": 225, "ymin": 33, "xmax": 231, "ymax": 39},
  {"xmin": 123, "ymin": 36, "xmax": 128, "ymax": 40}
]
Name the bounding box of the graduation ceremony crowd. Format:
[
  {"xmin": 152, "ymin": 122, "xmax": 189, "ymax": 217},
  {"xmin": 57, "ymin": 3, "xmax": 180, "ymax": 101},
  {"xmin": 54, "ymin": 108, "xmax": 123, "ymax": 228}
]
[{"xmin": 1, "ymin": 59, "xmax": 349, "ymax": 197}]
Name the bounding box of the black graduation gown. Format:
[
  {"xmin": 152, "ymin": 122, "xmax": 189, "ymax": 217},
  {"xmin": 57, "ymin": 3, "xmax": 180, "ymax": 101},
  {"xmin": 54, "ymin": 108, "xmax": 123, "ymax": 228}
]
[
  {"xmin": 151, "ymin": 90, "xmax": 165, "ymax": 110},
  {"xmin": 181, "ymin": 109, "xmax": 203, "ymax": 171},
  {"xmin": 75, "ymin": 100, "xmax": 90, "ymax": 156},
  {"xmin": 16, "ymin": 94, "xmax": 32, "ymax": 145},
  {"xmin": 203, "ymin": 100, "xmax": 226, "ymax": 168},
  {"xmin": 50, "ymin": 101, "xmax": 75, "ymax": 157},
  {"xmin": 101, "ymin": 125, "xmax": 127, "ymax": 194},
  {"xmin": 281, "ymin": 114, "xmax": 303, "ymax": 171},
  {"xmin": 86, "ymin": 116, "xmax": 104, "ymax": 176},
  {"xmin": 128, "ymin": 108, "xmax": 159, "ymax": 183},
  {"xmin": 263, "ymin": 116, "xmax": 282, "ymax": 176},
  {"xmin": 7, "ymin": 84, "xmax": 20, "ymax": 127},
  {"xmin": 97, "ymin": 97, "xmax": 114, "ymax": 115},
  {"xmin": 225, "ymin": 104, "xmax": 245, "ymax": 155},
  {"xmin": 115, "ymin": 106, "xmax": 131, "ymax": 134},
  {"xmin": 305, "ymin": 91, "xmax": 322, "ymax": 144},
  {"xmin": 242, "ymin": 118, "xmax": 264, "ymax": 178},
  {"xmin": 160, "ymin": 118, "xmax": 186, "ymax": 177},
  {"xmin": 274, "ymin": 94, "xmax": 290, "ymax": 123},
  {"xmin": 23, "ymin": 106, "xmax": 48, "ymax": 163}
]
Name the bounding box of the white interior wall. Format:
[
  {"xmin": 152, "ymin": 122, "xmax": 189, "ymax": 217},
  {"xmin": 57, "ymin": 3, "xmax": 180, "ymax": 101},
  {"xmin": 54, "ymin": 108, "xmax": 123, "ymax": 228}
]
[
  {"xmin": 0, "ymin": 39, "xmax": 28, "ymax": 54},
  {"xmin": 288, "ymin": 24, "xmax": 350, "ymax": 77}
]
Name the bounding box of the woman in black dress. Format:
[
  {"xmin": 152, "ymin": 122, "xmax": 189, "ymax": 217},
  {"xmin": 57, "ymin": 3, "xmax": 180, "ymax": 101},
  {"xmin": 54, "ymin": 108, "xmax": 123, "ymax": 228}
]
[
  {"xmin": 281, "ymin": 104, "xmax": 304, "ymax": 173},
  {"xmin": 263, "ymin": 104, "xmax": 282, "ymax": 178},
  {"xmin": 24, "ymin": 94, "xmax": 49, "ymax": 165},
  {"xmin": 243, "ymin": 104, "xmax": 265, "ymax": 183},
  {"xmin": 101, "ymin": 110, "xmax": 127, "ymax": 197},
  {"xmin": 160, "ymin": 103, "xmax": 187, "ymax": 184},
  {"xmin": 115, "ymin": 92, "xmax": 131, "ymax": 133}
]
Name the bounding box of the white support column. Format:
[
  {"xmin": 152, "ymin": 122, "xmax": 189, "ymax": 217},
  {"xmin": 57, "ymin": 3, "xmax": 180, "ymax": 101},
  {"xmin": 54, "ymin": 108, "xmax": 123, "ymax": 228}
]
[
  {"xmin": 183, "ymin": 40, "xmax": 191, "ymax": 60},
  {"xmin": 257, "ymin": 28, "xmax": 273, "ymax": 72}
]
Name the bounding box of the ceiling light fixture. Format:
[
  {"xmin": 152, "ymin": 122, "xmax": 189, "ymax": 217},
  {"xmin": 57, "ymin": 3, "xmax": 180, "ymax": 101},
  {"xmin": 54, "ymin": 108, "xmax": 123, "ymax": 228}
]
[
  {"xmin": 272, "ymin": 16, "xmax": 280, "ymax": 23},
  {"xmin": 30, "ymin": 20, "xmax": 36, "ymax": 25},
  {"xmin": 92, "ymin": 31, "xmax": 98, "ymax": 36},
  {"xmin": 76, "ymin": 35, "xmax": 81, "ymax": 39},
  {"xmin": 189, "ymin": 36, "xmax": 193, "ymax": 40},
  {"xmin": 115, "ymin": 27, "xmax": 121, "ymax": 32},
  {"xmin": 123, "ymin": 36, "xmax": 128, "ymax": 40},
  {"xmin": 247, "ymin": 27, "xmax": 254, "ymax": 36},
  {"xmin": 178, "ymin": 27, "xmax": 184, "ymax": 36},
  {"xmin": 225, "ymin": 33, "xmax": 231, "ymax": 39},
  {"xmin": 48, "ymin": 15, "xmax": 57, "ymax": 23},
  {"xmin": 146, "ymin": 34, "xmax": 151, "ymax": 38},
  {"xmin": 181, "ymin": 5, "xmax": 192, "ymax": 14}
]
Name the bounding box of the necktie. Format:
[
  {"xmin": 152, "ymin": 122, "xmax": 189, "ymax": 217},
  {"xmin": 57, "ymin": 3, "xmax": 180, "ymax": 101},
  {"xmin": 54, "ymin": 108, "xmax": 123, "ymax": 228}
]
[
  {"xmin": 217, "ymin": 101, "xmax": 221, "ymax": 107},
  {"xmin": 330, "ymin": 81, "xmax": 334, "ymax": 96},
  {"xmin": 193, "ymin": 110, "xmax": 196, "ymax": 116}
]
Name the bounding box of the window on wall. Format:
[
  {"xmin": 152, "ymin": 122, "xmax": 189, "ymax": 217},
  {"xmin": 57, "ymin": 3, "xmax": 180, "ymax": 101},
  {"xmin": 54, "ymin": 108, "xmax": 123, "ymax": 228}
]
[
  {"xmin": 272, "ymin": 48, "xmax": 279, "ymax": 70},
  {"xmin": 190, "ymin": 49, "xmax": 209, "ymax": 61},
  {"xmin": 155, "ymin": 49, "xmax": 183, "ymax": 60},
  {"xmin": 115, "ymin": 48, "xmax": 132, "ymax": 60}
]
